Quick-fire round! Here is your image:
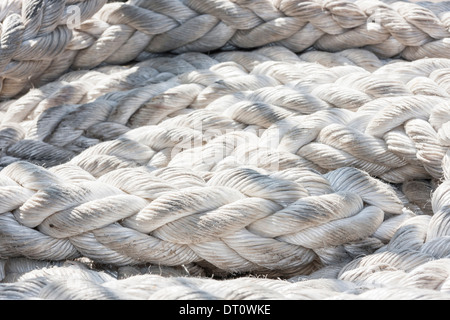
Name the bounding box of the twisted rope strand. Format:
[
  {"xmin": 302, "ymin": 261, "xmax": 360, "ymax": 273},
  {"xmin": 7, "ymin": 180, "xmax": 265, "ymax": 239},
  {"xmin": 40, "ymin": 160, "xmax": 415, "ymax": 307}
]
[
  {"xmin": 0, "ymin": 156, "xmax": 407, "ymax": 276},
  {"xmin": 0, "ymin": 0, "xmax": 108, "ymax": 98},
  {"xmin": 1, "ymin": 0, "xmax": 450, "ymax": 98},
  {"xmin": 1, "ymin": 47, "xmax": 449, "ymax": 184},
  {"xmin": 0, "ymin": 257, "xmax": 449, "ymax": 299},
  {"xmin": 1, "ymin": 0, "xmax": 450, "ymax": 300}
]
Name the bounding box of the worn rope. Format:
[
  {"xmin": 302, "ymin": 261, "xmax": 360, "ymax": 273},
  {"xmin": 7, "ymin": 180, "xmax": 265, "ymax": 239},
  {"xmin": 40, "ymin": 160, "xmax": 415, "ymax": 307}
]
[
  {"xmin": 0, "ymin": 0, "xmax": 450, "ymax": 300},
  {"xmin": 88, "ymin": 0, "xmax": 450, "ymax": 60},
  {"xmin": 1, "ymin": 0, "xmax": 450, "ymax": 98},
  {"xmin": 0, "ymin": 46, "xmax": 449, "ymax": 278},
  {"xmin": 1, "ymin": 47, "xmax": 449, "ymax": 184},
  {"xmin": 0, "ymin": 254, "xmax": 449, "ymax": 299},
  {"xmin": 0, "ymin": 160, "xmax": 410, "ymax": 277},
  {"xmin": 0, "ymin": 0, "xmax": 109, "ymax": 98}
]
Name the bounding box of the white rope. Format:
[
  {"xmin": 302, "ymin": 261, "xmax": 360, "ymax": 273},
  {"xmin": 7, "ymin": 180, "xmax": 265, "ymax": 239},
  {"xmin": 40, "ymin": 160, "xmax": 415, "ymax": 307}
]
[
  {"xmin": 1, "ymin": 0, "xmax": 450, "ymax": 98},
  {"xmin": 1, "ymin": 47, "xmax": 449, "ymax": 183},
  {"xmin": 0, "ymin": 46, "xmax": 448, "ymax": 279},
  {"xmin": 89, "ymin": 0, "xmax": 450, "ymax": 59},
  {"xmin": 0, "ymin": 0, "xmax": 108, "ymax": 98},
  {"xmin": 0, "ymin": 256, "xmax": 449, "ymax": 300},
  {"xmin": 0, "ymin": 0, "xmax": 450, "ymax": 300},
  {"xmin": 0, "ymin": 158, "xmax": 407, "ymax": 276}
]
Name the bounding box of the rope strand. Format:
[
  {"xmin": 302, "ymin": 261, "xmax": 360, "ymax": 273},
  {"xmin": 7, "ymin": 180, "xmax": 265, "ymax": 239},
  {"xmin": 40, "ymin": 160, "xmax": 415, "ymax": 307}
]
[
  {"xmin": 0, "ymin": 0, "xmax": 450, "ymax": 300},
  {"xmin": 1, "ymin": 0, "xmax": 450, "ymax": 98}
]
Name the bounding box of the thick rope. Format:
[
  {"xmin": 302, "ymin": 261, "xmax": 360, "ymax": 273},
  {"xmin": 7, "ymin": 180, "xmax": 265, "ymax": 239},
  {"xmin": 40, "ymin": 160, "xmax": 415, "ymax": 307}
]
[
  {"xmin": 0, "ymin": 255, "xmax": 449, "ymax": 300},
  {"xmin": 0, "ymin": 46, "xmax": 449, "ymax": 278},
  {"xmin": 1, "ymin": 47, "xmax": 449, "ymax": 183},
  {"xmin": 88, "ymin": 0, "xmax": 450, "ymax": 60},
  {"xmin": 0, "ymin": 160, "xmax": 408, "ymax": 277},
  {"xmin": 0, "ymin": 0, "xmax": 450, "ymax": 300},
  {"xmin": 1, "ymin": 0, "xmax": 450, "ymax": 98},
  {"xmin": 0, "ymin": 0, "xmax": 108, "ymax": 98}
]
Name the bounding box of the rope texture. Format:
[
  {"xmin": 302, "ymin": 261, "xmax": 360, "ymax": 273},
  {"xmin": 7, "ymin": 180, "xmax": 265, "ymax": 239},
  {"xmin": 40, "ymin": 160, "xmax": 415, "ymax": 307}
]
[
  {"xmin": 1, "ymin": 254, "xmax": 449, "ymax": 299},
  {"xmin": 1, "ymin": 0, "xmax": 450, "ymax": 98},
  {"xmin": 0, "ymin": 0, "xmax": 449, "ymax": 300},
  {"xmin": 1, "ymin": 48, "xmax": 449, "ymax": 183},
  {"xmin": 0, "ymin": 0, "xmax": 109, "ymax": 98},
  {"xmin": 0, "ymin": 46, "xmax": 449, "ymax": 279}
]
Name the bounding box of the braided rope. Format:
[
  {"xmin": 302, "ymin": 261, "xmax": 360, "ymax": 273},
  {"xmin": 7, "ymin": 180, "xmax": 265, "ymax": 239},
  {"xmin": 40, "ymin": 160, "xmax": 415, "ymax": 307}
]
[
  {"xmin": 0, "ymin": 46, "xmax": 449, "ymax": 278},
  {"xmin": 1, "ymin": 47, "xmax": 449, "ymax": 183},
  {"xmin": 0, "ymin": 0, "xmax": 109, "ymax": 98},
  {"xmin": 0, "ymin": 0, "xmax": 450, "ymax": 300},
  {"xmin": 1, "ymin": 255, "xmax": 449, "ymax": 299},
  {"xmin": 77, "ymin": 0, "xmax": 450, "ymax": 60},
  {"xmin": 1, "ymin": 0, "xmax": 450, "ymax": 98},
  {"xmin": 0, "ymin": 160, "xmax": 407, "ymax": 276}
]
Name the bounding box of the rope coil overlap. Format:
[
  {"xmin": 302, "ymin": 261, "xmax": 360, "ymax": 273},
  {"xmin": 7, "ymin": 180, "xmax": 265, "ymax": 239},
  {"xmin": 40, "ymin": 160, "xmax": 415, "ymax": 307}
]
[{"xmin": 0, "ymin": 0, "xmax": 450, "ymax": 300}]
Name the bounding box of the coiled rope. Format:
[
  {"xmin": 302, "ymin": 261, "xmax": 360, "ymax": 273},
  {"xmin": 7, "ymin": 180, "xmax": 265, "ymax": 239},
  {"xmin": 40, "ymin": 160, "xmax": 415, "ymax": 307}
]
[
  {"xmin": 1, "ymin": 48, "xmax": 449, "ymax": 183},
  {"xmin": 0, "ymin": 0, "xmax": 450, "ymax": 300},
  {"xmin": 1, "ymin": 254, "xmax": 450, "ymax": 299},
  {"xmin": 1, "ymin": 0, "xmax": 450, "ymax": 98}
]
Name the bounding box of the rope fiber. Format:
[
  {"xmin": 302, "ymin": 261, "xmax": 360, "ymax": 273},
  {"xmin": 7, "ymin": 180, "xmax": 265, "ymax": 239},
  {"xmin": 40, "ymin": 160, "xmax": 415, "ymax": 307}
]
[{"xmin": 0, "ymin": 0, "xmax": 450, "ymax": 300}]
